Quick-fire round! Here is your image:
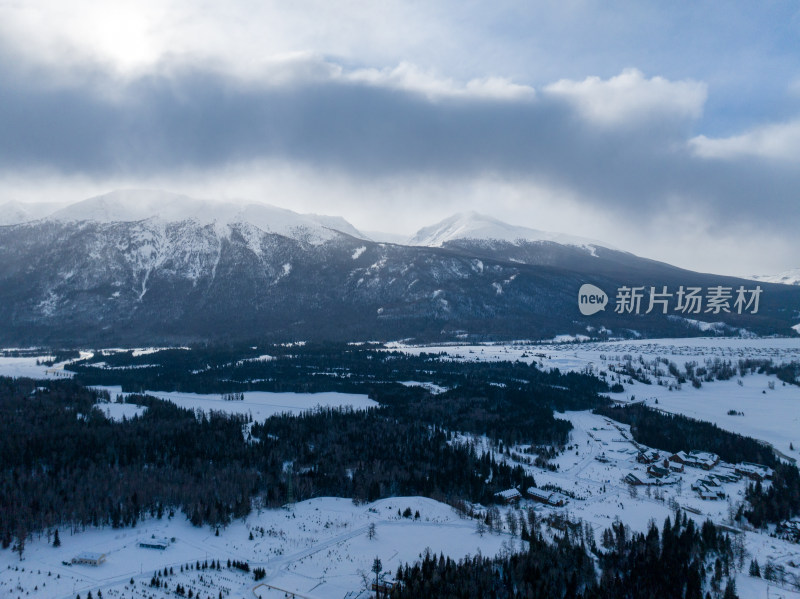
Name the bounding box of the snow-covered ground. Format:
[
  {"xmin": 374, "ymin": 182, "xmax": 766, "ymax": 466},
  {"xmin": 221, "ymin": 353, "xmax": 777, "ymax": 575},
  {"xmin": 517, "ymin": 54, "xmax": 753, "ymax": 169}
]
[
  {"xmin": 492, "ymin": 410, "xmax": 800, "ymax": 598},
  {"xmin": 387, "ymin": 336, "xmax": 800, "ymax": 371},
  {"xmin": 4, "ymin": 408, "xmax": 798, "ymax": 598},
  {"xmin": 389, "ymin": 337, "xmax": 800, "ymax": 460},
  {"xmin": 749, "ymin": 267, "xmax": 800, "ymax": 286},
  {"xmin": 93, "ymin": 387, "xmax": 377, "ymax": 421},
  {"xmin": 0, "ymin": 497, "xmax": 518, "ymax": 599},
  {"xmin": 614, "ymin": 374, "xmax": 800, "ymax": 463},
  {"xmin": 0, "ymin": 356, "xmax": 74, "ymax": 380},
  {"xmin": 94, "ymin": 403, "xmax": 148, "ymax": 422},
  {"xmin": 3, "ymin": 338, "xmax": 800, "ymax": 597}
]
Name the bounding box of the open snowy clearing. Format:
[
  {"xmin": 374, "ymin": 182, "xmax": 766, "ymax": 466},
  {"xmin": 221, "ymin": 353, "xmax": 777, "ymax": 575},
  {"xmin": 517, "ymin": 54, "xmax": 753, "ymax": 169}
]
[
  {"xmin": 0, "ymin": 356, "xmax": 74, "ymax": 380},
  {"xmin": 613, "ymin": 373, "xmax": 800, "ymax": 463},
  {"xmin": 94, "ymin": 403, "xmax": 148, "ymax": 422},
  {"xmin": 93, "ymin": 386, "xmax": 377, "ymax": 420},
  {"xmin": 387, "ymin": 336, "xmax": 800, "ymax": 371},
  {"xmin": 390, "ymin": 337, "xmax": 800, "ymax": 459},
  {"xmin": 0, "ymin": 496, "xmax": 517, "ymax": 599}
]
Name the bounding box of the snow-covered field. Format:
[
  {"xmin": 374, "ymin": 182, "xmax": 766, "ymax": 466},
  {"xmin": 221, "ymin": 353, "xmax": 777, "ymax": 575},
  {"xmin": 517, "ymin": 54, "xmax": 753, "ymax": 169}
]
[
  {"xmin": 4, "ymin": 408, "xmax": 798, "ymax": 598},
  {"xmin": 0, "ymin": 497, "xmax": 517, "ymax": 599},
  {"xmin": 93, "ymin": 387, "xmax": 377, "ymax": 420},
  {"xmin": 615, "ymin": 374, "xmax": 800, "ymax": 462},
  {"xmin": 0, "ymin": 356, "xmax": 74, "ymax": 380},
  {"xmin": 387, "ymin": 336, "xmax": 800, "ymax": 371},
  {"xmin": 3, "ymin": 338, "xmax": 800, "ymax": 597},
  {"xmin": 390, "ymin": 337, "xmax": 800, "ymax": 460},
  {"xmin": 495, "ymin": 410, "xmax": 800, "ymax": 598}
]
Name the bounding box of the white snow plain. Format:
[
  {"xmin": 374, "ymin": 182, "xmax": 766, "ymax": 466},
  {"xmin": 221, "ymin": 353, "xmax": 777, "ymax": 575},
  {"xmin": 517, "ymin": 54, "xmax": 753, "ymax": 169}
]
[{"xmin": 93, "ymin": 387, "xmax": 377, "ymax": 421}]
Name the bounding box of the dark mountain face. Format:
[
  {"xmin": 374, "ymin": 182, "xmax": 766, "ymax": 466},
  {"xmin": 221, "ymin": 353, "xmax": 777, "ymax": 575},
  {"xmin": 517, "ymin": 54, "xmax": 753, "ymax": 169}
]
[{"xmin": 0, "ymin": 219, "xmax": 797, "ymax": 346}]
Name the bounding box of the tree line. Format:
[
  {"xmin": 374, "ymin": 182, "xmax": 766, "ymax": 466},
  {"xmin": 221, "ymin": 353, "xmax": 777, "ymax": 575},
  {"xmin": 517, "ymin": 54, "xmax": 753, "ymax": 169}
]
[
  {"xmin": 0, "ymin": 375, "xmax": 557, "ymax": 553},
  {"xmin": 390, "ymin": 512, "xmax": 740, "ymax": 598}
]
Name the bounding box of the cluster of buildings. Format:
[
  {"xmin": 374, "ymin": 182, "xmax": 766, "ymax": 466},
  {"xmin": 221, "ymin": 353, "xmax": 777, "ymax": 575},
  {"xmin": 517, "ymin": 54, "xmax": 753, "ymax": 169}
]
[
  {"xmin": 668, "ymin": 450, "xmax": 720, "ymax": 470},
  {"xmin": 690, "ymin": 477, "xmax": 727, "ymax": 500},
  {"xmin": 626, "ymin": 449, "xmax": 685, "ymax": 485},
  {"xmin": 628, "ymin": 445, "xmax": 775, "ymax": 501},
  {"xmin": 69, "ymin": 536, "xmax": 172, "ymax": 568},
  {"xmin": 493, "ymin": 487, "xmax": 569, "ymax": 508}
]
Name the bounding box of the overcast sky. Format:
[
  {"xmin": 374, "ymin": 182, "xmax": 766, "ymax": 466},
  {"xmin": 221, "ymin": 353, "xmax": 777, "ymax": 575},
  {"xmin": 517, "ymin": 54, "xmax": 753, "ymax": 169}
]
[{"xmin": 1, "ymin": 1, "xmax": 799, "ymax": 275}]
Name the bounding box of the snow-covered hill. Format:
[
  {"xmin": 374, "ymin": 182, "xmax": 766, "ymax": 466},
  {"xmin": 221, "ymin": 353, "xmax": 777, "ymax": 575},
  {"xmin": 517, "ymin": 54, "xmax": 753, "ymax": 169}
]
[
  {"xmin": 49, "ymin": 189, "xmax": 366, "ymax": 244},
  {"xmin": 748, "ymin": 268, "xmax": 800, "ymax": 286},
  {"xmin": 408, "ymin": 211, "xmax": 613, "ymax": 252}
]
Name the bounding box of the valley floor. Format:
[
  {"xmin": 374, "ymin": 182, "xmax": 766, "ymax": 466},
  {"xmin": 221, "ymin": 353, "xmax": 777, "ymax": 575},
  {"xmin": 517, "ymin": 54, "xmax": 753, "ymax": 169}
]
[{"xmin": 2, "ymin": 336, "xmax": 800, "ymax": 598}]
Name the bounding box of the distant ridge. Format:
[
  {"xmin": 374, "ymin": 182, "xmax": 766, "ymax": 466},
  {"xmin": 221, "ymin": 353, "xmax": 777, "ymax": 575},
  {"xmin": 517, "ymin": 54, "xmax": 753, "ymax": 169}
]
[
  {"xmin": 48, "ymin": 189, "xmax": 367, "ymax": 244},
  {"xmin": 747, "ymin": 268, "xmax": 800, "ymax": 286},
  {"xmin": 1, "ymin": 190, "xmax": 798, "ymax": 345},
  {"xmin": 407, "ymin": 211, "xmax": 614, "ymax": 252}
]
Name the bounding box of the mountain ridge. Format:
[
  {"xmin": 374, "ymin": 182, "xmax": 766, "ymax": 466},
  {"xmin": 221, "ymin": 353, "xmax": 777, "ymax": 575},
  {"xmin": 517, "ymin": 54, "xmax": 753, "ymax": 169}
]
[
  {"xmin": 748, "ymin": 268, "xmax": 800, "ymax": 286},
  {"xmin": 407, "ymin": 211, "xmax": 615, "ymax": 253},
  {"xmin": 1, "ymin": 190, "xmax": 798, "ymax": 345}
]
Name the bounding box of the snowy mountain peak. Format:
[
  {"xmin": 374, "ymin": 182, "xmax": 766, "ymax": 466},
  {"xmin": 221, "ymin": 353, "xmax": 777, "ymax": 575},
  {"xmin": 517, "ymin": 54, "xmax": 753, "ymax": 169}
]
[
  {"xmin": 47, "ymin": 189, "xmax": 366, "ymax": 243},
  {"xmin": 747, "ymin": 268, "xmax": 800, "ymax": 286},
  {"xmin": 407, "ymin": 211, "xmax": 613, "ymax": 251}
]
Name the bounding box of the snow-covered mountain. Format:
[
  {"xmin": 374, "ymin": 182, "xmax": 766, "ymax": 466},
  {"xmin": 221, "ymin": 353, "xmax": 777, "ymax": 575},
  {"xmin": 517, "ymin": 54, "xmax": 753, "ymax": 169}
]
[
  {"xmin": 1, "ymin": 190, "xmax": 799, "ymax": 345},
  {"xmin": 408, "ymin": 211, "xmax": 613, "ymax": 253},
  {"xmin": 0, "ymin": 200, "xmax": 64, "ymax": 225},
  {"xmin": 748, "ymin": 268, "xmax": 800, "ymax": 286},
  {"xmin": 48, "ymin": 190, "xmax": 366, "ymax": 244}
]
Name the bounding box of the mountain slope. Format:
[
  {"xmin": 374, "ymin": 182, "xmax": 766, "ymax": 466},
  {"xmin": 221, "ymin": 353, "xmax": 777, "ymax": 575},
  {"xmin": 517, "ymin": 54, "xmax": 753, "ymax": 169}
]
[
  {"xmin": 1, "ymin": 193, "xmax": 798, "ymax": 345},
  {"xmin": 748, "ymin": 268, "xmax": 800, "ymax": 286},
  {"xmin": 408, "ymin": 211, "xmax": 613, "ymax": 252},
  {"xmin": 49, "ymin": 190, "xmax": 367, "ymax": 244}
]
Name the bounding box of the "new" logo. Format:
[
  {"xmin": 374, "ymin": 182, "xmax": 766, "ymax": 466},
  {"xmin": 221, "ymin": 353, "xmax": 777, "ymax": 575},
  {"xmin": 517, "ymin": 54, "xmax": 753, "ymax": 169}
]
[{"xmin": 578, "ymin": 284, "xmax": 608, "ymax": 316}]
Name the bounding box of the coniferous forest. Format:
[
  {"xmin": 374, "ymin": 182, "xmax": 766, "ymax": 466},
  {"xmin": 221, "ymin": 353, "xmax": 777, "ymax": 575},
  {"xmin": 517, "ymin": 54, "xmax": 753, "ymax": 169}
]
[
  {"xmin": 1, "ymin": 375, "xmax": 544, "ymax": 548},
  {"xmin": 2, "ymin": 343, "xmax": 797, "ymax": 598},
  {"xmin": 391, "ymin": 513, "xmax": 740, "ymax": 599}
]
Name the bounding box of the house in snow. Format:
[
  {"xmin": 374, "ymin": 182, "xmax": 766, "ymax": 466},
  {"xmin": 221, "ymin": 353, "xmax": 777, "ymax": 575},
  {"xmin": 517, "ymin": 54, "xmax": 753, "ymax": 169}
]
[
  {"xmin": 698, "ymin": 476, "xmax": 720, "ymax": 488},
  {"xmin": 72, "ymin": 552, "xmax": 106, "ymax": 566},
  {"xmin": 713, "ymin": 470, "xmax": 740, "ymax": 483},
  {"xmin": 734, "ymin": 462, "xmax": 774, "ymax": 482},
  {"xmin": 696, "ymin": 488, "xmax": 724, "ymax": 500},
  {"xmin": 637, "ymin": 449, "xmax": 660, "ymax": 464},
  {"xmin": 670, "ymin": 450, "xmax": 719, "ymax": 470},
  {"xmin": 494, "ymin": 488, "xmax": 522, "ymax": 505},
  {"xmin": 691, "ymin": 480, "xmax": 725, "ymax": 500},
  {"xmin": 139, "ymin": 537, "xmax": 170, "ymax": 550},
  {"xmin": 664, "ymin": 459, "xmax": 684, "ymax": 473},
  {"xmin": 526, "ymin": 487, "xmax": 568, "ymax": 507},
  {"xmin": 647, "ymin": 464, "xmax": 670, "ymax": 479},
  {"xmin": 624, "ymin": 473, "xmax": 647, "ymax": 486}
]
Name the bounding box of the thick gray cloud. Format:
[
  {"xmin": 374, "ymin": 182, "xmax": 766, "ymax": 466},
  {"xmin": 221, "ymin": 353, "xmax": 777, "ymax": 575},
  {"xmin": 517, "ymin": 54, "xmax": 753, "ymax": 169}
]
[{"xmin": 1, "ymin": 53, "xmax": 798, "ymax": 235}]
